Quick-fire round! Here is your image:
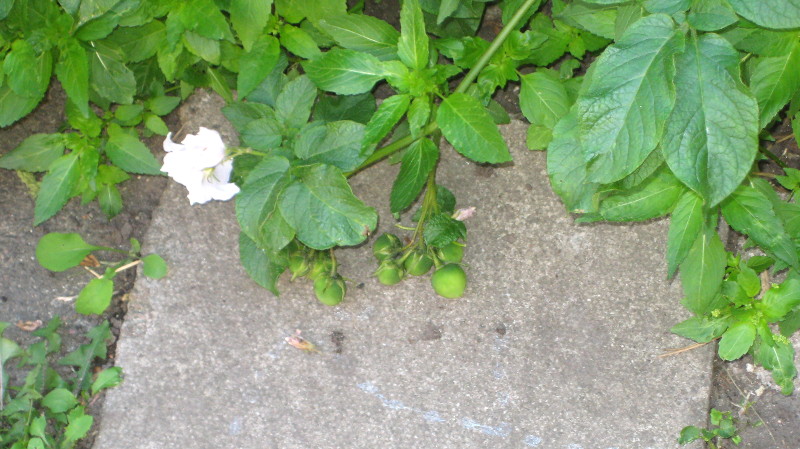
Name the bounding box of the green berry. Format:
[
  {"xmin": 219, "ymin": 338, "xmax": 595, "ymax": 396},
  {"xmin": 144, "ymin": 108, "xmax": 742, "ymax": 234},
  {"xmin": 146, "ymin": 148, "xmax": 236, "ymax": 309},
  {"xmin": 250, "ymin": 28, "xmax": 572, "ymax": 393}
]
[
  {"xmin": 373, "ymin": 233, "xmax": 401, "ymax": 261},
  {"xmin": 314, "ymin": 277, "xmax": 345, "ymax": 306},
  {"xmin": 438, "ymin": 242, "xmax": 464, "ymax": 264},
  {"xmin": 376, "ymin": 261, "xmax": 404, "ymax": 285},
  {"xmin": 431, "ymin": 263, "xmax": 467, "ymax": 298},
  {"xmin": 404, "ymin": 251, "xmax": 433, "ymax": 276},
  {"xmin": 288, "ymin": 253, "xmax": 310, "ymax": 279},
  {"xmin": 307, "ymin": 255, "xmax": 333, "ymax": 281}
]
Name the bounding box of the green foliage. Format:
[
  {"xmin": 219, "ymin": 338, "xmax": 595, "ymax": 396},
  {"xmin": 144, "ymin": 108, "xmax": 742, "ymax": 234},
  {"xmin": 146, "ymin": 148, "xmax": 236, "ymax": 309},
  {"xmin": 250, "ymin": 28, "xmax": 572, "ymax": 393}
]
[
  {"xmin": 0, "ymin": 318, "xmax": 122, "ymax": 449},
  {"xmin": 679, "ymin": 409, "xmax": 742, "ymax": 448}
]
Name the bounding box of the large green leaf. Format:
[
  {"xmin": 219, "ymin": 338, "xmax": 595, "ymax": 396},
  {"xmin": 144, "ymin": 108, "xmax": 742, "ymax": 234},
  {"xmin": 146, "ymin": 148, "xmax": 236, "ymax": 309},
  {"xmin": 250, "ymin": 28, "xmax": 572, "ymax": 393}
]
[
  {"xmin": 680, "ymin": 226, "xmax": 727, "ymax": 315},
  {"xmin": 666, "ymin": 190, "xmax": 704, "ymax": 278},
  {"xmin": 721, "ymin": 182, "xmax": 799, "ymax": 270},
  {"xmin": 0, "ymin": 84, "xmax": 41, "ymax": 127},
  {"xmin": 718, "ymin": 321, "xmax": 756, "ymax": 361},
  {"xmin": 75, "ymin": 277, "xmax": 114, "ymax": 315},
  {"xmin": 239, "ymin": 232, "xmax": 288, "ymax": 296},
  {"xmin": 318, "ymin": 14, "xmax": 400, "ymax": 61},
  {"xmin": 35, "ymin": 232, "xmax": 103, "ymax": 272},
  {"xmin": 230, "ymin": 0, "xmax": 272, "ymax": 51},
  {"xmin": 238, "ymin": 36, "xmax": 280, "ymax": 98},
  {"xmin": 34, "ymin": 154, "xmax": 81, "ymax": 225},
  {"xmin": 55, "ymin": 38, "xmax": 90, "ymax": 118},
  {"xmin": 106, "ymin": 21, "xmax": 166, "ymax": 62},
  {"xmin": 105, "ymin": 124, "xmax": 163, "ymax": 175},
  {"xmin": 662, "ymin": 33, "xmax": 758, "ymax": 207},
  {"xmin": 363, "ymin": 94, "xmax": 411, "ymax": 149},
  {"xmin": 687, "ymin": 0, "xmax": 738, "ymax": 31},
  {"xmin": 4, "ymin": 39, "xmax": 51, "ymax": 99},
  {"xmin": 390, "ymin": 138, "xmax": 439, "ymax": 213},
  {"xmin": 754, "ymin": 340, "xmax": 797, "ymax": 395},
  {"xmin": 576, "ymin": 14, "xmax": 683, "ymax": 183},
  {"xmin": 303, "ymin": 48, "xmax": 385, "ymax": 95},
  {"xmin": 727, "ymin": 0, "xmax": 800, "ymax": 30},
  {"xmin": 546, "ymin": 109, "xmax": 598, "ymax": 213},
  {"xmin": 0, "ymin": 134, "xmax": 65, "ymax": 172},
  {"xmin": 279, "ymin": 164, "xmax": 377, "ymax": 250},
  {"xmin": 671, "ymin": 315, "xmax": 729, "ymax": 343},
  {"xmin": 236, "ymin": 156, "xmax": 295, "ymax": 252},
  {"xmin": 89, "ymin": 41, "xmax": 136, "ymax": 104},
  {"xmin": 398, "ymin": 0, "xmax": 429, "ymax": 70},
  {"xmin": 558, "ymin": 1, "xmax": 617, "ymax": 39},
  {"xmin": 599, "ymin": 169, "xmax": 683, "ymax": 221},
  {"xmin": 760, "ymin": 278, "xmax": 800, "ymax": 322},
  {"xmin": 750, "ymin": 40, "xmax": 800, "ymax": 129},
  {"xmin": 279, "ymin": 24, "xmax": 321, "ymax": 60},
  {"xmin": 520, "ymin": 71, "xmax": 570, "ymax": 130},
  {"xmin": 275, "ymin": 75, "xmax": 317, "ymax": 129},
  {"xmin": 437, "ymin": 93, "xmax": 511, "ymax": 164},
  {"xmin": 294, "ymin": 121, "xmax": 367, "ymax": 171},
  {"xmin": 240, "ymin": 117, "xmax": 284, "ymax": 151}
]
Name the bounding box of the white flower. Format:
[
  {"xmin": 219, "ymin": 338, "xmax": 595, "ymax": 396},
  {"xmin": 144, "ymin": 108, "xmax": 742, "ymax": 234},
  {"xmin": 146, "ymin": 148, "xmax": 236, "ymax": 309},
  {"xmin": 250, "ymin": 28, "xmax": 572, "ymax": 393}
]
[
  {"xmin": 161, "ymin": 127, "xmax": 240, "ymax": 205},
  {"xmin": 453, "ymin": 206, "xmax": 476, "ymax": 221}
]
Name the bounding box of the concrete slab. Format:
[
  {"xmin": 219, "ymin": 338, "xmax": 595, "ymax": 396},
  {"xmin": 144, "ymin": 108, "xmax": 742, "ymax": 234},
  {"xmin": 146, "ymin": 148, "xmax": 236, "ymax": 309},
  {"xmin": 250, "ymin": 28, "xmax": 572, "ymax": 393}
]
[{"xmin": 94, "ymin": 91, "xmax": 712, "ymax": 449}]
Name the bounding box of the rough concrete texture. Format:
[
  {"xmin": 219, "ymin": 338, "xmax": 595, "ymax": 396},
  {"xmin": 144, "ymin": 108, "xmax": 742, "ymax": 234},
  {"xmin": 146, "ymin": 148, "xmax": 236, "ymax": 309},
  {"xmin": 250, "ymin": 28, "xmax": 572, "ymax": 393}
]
[{"xmin": 94, "ymin": 91, "xmax": 711, "ymax": 449}]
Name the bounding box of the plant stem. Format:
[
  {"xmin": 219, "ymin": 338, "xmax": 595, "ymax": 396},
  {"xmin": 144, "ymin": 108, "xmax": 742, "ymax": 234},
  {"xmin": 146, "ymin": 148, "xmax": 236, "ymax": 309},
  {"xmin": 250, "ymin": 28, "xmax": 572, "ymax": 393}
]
[
  {"xmin": 455, "ymin": 0, "xmax": 540, "ymax": 94},
  {"xmin": 759, "ymin": 146, "xmax": 788, "ymax": 169}
]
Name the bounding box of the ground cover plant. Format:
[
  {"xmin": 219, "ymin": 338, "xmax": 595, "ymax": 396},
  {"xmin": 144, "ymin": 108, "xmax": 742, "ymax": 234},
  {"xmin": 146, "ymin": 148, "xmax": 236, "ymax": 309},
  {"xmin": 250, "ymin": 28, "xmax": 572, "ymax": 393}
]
[{"xmin": 1, "ymin": 0, "xmax": 800, "ymax": 432}]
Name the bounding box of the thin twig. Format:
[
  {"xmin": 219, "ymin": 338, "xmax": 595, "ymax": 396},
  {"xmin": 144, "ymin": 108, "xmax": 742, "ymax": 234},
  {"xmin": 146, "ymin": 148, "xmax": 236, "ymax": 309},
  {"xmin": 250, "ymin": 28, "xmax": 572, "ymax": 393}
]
[
  {"xmin": 775, "ymin": 134, "xmax": 795, "ymax": 144},
  {"xmin": 722, "ymin": 366, "xmax": 778, "ymax": 446},
  {"xmin": 115, "ymin": 260, "xmax": 141, "ymax": 273},
  {"xmin": 658, "ymin": 339, "xmax": 717, "ymax": 358},
  {"xmin": 83, "ymin": 266, "xmax": 103, "ymax": 279}
]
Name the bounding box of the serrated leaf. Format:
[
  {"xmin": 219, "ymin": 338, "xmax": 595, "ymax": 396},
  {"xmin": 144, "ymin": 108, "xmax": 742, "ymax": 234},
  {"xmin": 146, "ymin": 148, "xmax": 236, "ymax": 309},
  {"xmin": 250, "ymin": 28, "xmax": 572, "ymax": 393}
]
[
  {"xmin": 280, "ymin": 24, "xmax": 321, "ymax": 60},
  {"xmin": 520, "ymin": 71, "xmax": 570, "ymax": 129},
  {"xmin": 754, "ymin": 339, "xmax": 797, "ymax": 394},
  {"xmin": 34, "ymin": 154, "xmax": 81, "ymax": 225},
  {"xmin": 390, "ymin": 138, "xmax": 439, "ymax": 213},
  {"xmin": 241, "ymin": 117, "xmax": 284, "ymax": 151},
  {"xmin": 577, "ymin": 14, "xmax": 683, "ymax": 183},
  {"xmin": 667, "ymin": 191, "xmax": 704, "ymax": 278},
  {"xmin": 36, "ymin": 232, "xmax": 103, "ymax": 272},
  {"xmin": 0, "ymin": 133, "xmax": 65, "ymax": 172},
  {"xmin": 230, "ymin": 0, "xmax": 272, "ymax": 51},
  {"xmin": 437, "ymin": 93, "xmax": 511, "ymax": 164},
  {"xmin": 718, "ymin": 321, "xmax": 756, "ymax": 361},
  {"xmin": 319, "ymin": 14, "xmax": 400, "ymax": 61},
  {"xmin": 671, "ymin": 315, "xmax": 729, "ymax": 343},
  {"xmin": 547, "ymin": 109, "xmax": 598, "ymax": 213},
  {"xmin": 727, "ymin": 0, "xmax": 800, "ymax": 30},
  {"xmin": 687, "ymin": 0, "xmax": 738, "ymax": 31},
  {"xmin": 105, "ymin": 124, "xmax": 163, "ymax": 175},
  {"xmin": 662, "ymin": 33, "xmax": 758, "ymax": 207},
  {"xmin": 223, "ymin": 102, "xmax": 276, "ymax": 132},
  {"xmin": 4, "ymin": 39, "xmax": 51, "ymax": 99},
  {"xmin": 558, "ymin": 1, "xmax": 617, "ymax": 39},
  {"xmin": 106, "ymin": 21, "xmax": 166, "ymax": 63},
  {"xmin": 91, "ymin": 366, "xmax": 123, "ymax": 395},
  {"xmin": 750, "ymin": 41, "xmax": 800, "ymax": 129},
  {"xmin": 363, "ymin": 94, "xmax": 411, "ymax": 149},
  {"xmin": 98, "ymin": 183, "xmax": 122, "ymax": 218},
  {"xmin": 398, "ymin": 0, "xmax": 429, "ymax": 70},
  {"xmin": 304, "ymin": 48, "xmax": 385, "ymax": 95},
  {"xmin": 42, "ymin": 388, "xmax": 77, "ymax": 413},
  {"xmin": 236, "ymin": 156, "xmax": 295, "ymax": 252},
  {"xmin": 721, "ymin": 183, "xmax": 799, "ymax": 270},
  {"xmin": 681, "ymin": 227, "xmax": 727, "ymax": 315},
  {"xmin": 89, "ymin": 41, "xmax": 136, "ymax": 104},
  {"xmin": 182, "ymin": 30, "xmax": 220, "ymax": 64},
  {"xmin": 141, "ymin": 254, "xmax": 167, "ymax": 279},
  {"xmin": 238, "ymin": 232, "xmax": 288, "ymax": 295},
  {"xmin": 279, "ymin": 164, "xmax": 377, "ymax": 250},
  {"xmin": 276, "ymin": 75, "xmax": 317, "ymax": 129},
  {"xmin": 314, "ymin": 92, "xmax": 376, "ymax": 124},
  {"xmin": 64, "ymin": 414, "xmax": 93, "ymax": 442},
  {"xmin": 237, "ymin": 34, "xmax": 280, "ymax": 98},
  {"xmin": 75, "ymin": 277, "xmax": 114, "ymax": 315},
  {"xmin": 599, "ymin": 169, "xmax": 683, "ymax": 221},
  {"xmin": 760, "ymin": 278, "xmax": 800, "ymax": 322},
  {"xmin": 423, "ymin": 213, "xmax": 467, "ymax": 247},
  {"xmin": 144, "ymin": 114, "xmax": 169, "ymax": 135},
  {"xmin": 147, "ymin": 96, "xmax": 181, "ymax": 116},
  {"xmin": 0, "ymin": 84, "xmax": 41, "ymax": 127},
  {"xmin": 56, "ymin": 38, "xmax": 90, "ymax": 118},
  {"xmin": 644, "ymin": 0, "xmax": 690, "ymax": 14},
  {"xmin": 407, "ymin": 96, "xmax": 431, "ymax": 138},
  {"xmin": 295, "ymin": 121, "xmax": 367, "ymax": 171}
]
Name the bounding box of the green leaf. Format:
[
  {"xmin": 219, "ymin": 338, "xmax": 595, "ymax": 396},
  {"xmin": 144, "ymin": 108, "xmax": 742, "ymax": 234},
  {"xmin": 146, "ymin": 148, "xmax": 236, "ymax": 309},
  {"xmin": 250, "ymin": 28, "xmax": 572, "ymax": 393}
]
[
  {"xmin": 182, "ymin": 31, "xmax": 220, "ymax": 64},
  {"xmin": 681, "ymin": 227, "xmax": 727, "ymax": 315},
  {"xmin": 314, "ymin": 92, "xmax": 376, "ymax": 124},
  {"xmin": 144, "ymin": 114, "xmax": 170, "ymax": 135},
  {"xmin": 721, "ymin": 183, "xmax": 799, "ymax": 270},
  {"xmin": 363, "ymin": 94, "xmax": 411, "ymax": 149},
  {"xmin": 526, "ymin": 125, "xmax": 553, "ymax": 150},
  {"xmin": 36, "ymin": 232, "xmax": 103, "ymax": 272},
  {"xmin": 727, "ymin": 0, "xmax": 800, "ymax": 30},
  {"xmin": 547, "ymin": 109, "xmax": 598, "ymax": 213},
  {"xmin": 42, "ymin": 388, "xmax": 77, "ymax": 413},
  {"xmin": 671, "ymin": 315, "xmax": 729, "ymax": 343},
  {"xmin": 678, "ymin": 426, "xmax": 703, "ymax": 444},
  {"xmin": 407, "ymin": 96, "xmax": 431, "ymax": 138},
  {"xmin": 4, "ymin": 39, "xmax": 51, "ymax": 99},
  {"xmin": 238, "ymin": 232, "xmax": 288, "ymax": 295},
  {"xmin": 295, "ymin": 121, "xmax": 367, "ymax": 171},
  {"xmin": 279, "ymin": 164, "xmax": 377, "ymax": 250},
  {"xmin": 718, "ymin": 321, "xmax": 756, "ymax": 361},
  {"xmin": 237, "ymin": 35, "xmax": 280, "ymax": 98},
  {"xmin": 206, "ymin": 66, "xmax": 235, "ymax": 104},
  {"xmin": 236, "ymin": 156, "xmax": 295, "ymax": 252},
  {"xmin": 98, "ymin": 183, "xmax": 123, "ymax": 218},
  {"xmin": 0, "ymin": 0, "xmax": 13, "ymax": 19},
  {"xmin": 141, "ymin": 254, "xmax": 168, "ymax": 279},
  {"xmin": 644, "ymin": 0, "xmax": 691, "ymax": 14},
  {"xmin": 64, "ymin": 413, "xmax": 93, "ymax": 442},
  {"xmin": 437, "ymin": 93, "xmax": 511, "ymax": 164},
  {"xmin": 520, "ymin": 71, "xmax": 570, "ymax": 130},
  {"xmin": 241, "ymin": 117, "xmax": 284, "ymax": 151},
  {"xmin": 558, "ymin": 1, "xmax": 617, "ymax": 39},
  {"xmin": 97, "ymin": 164, "xmax": 130, "ymax": 185},
  {"xmin": 667, "ymin": 191, "xmax": 704, "ymax": 278},
  {"xmin": 318, "ymin": 14, "xmax": 400, "ymax": 61},
  {"xmin": 0, "ymin": 84, "xmax": 41, "ymax": 127},
  {"xmin": 577, "ymin": 14, "xmax": 683, "ymax": 183},
  {"xmin": 390, "ymin": 138, "xmax": 439, "ymax": 213},
  {"xmin": 304, "ymin": 48, "xmax": 385, "ymax": 95},
  {"xmin": 599, "ymin": 169, "xmax": 684, "ymax": 221},
  {"xmin": 754, "ymin": 340, "xmax": 797, "ymax": 395},
  {"xmin": 760, "ymin": 278, "xmax": 800, "ymax": 322},
  {"xmin": 662, "ymin": 33, "xmax": 758, "ymax": 207},
  {"xmin": 398, "ymin": 0, "xmax": 429, "ymax": 70},
  {"xmin": 105, "ymin": 124, "xmax": 163, "ymax": 175},
  {"xmin": 56, "ymin": 38, "xmax": 90, "ymax": 118},
  {"xmin": 230, "ymin": 0, "xmax": 272, "ymax": 51},
  {"xmin": 91, "ymin": 366, "xmax": 122, "ymax": 395},
  {"xmin": 276, "ymin": 75, "xmax": 317, "ymax": 129},
  {"xmin": 34, "ymin": 153, "xmax": 81, "ymax": 225},
  {"xmin": 687, "ymin": 0, "xmax": 738, "ymax": 31},
  {"xmin": 280, "ymin": 24, "xmax": 322, "ymax": 60},
  {"xmin": 147, "ymin": 96, "xmax": 181, "ymax": 116},
  {"xmin": 106, "ymin": 21, "xmax": 166, "ymax": 63},
  {"xmin": 89, "ymin": 41, "xmax": 136, "ymax": 104},
  {"xmin": 75, "ymin": 277, "xmax": 114, "ymax": 315},
  {"xmin": 750, "ymin": 41, "xmax": 800, "ymax": 129},
  {"xmin": 423, "ymin": 213, "xmax": 467, "ymax": 247},
  {"xmin": 0, "ymin": 133, "xmax": 65, "ymax": 172},
  {"xmin": 175, "ymin": 0, "xmax": 233, "ymax": 40}
]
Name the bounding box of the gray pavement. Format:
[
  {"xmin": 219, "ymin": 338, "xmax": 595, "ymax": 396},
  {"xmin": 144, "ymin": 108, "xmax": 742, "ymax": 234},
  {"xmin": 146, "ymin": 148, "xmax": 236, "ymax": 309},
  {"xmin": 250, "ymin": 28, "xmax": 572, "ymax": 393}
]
[{"xmin": 91, "ymin": 91, "xmax": 711, "ymax": 449}]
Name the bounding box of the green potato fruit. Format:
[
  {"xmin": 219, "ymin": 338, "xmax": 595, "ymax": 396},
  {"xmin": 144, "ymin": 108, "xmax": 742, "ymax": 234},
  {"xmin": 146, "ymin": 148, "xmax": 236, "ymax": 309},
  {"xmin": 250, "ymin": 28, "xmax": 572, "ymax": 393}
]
[
  {"xmin": 431, "ymin": 263, "xmax": 467, "ymax": 298},
  {"xmin": 376, "ymin": 261, "xmax": 404, "ymax": 285},
  {"xmin": 314, "ymin": 277, "xmax": 345, "ymax": 306},
  {"xmin": 288, "ymin": 253, "xmax": 310, "ymax": 279},
  {"xmin": 404, "ymin": 251, "xmax": 433, "ymax": 276},
  {"xmin": 438, "ymin": 242, "xmax": 464, "ymax": 264},
  {"xmin": 307, "ymin": 255, "xmax": 333, "ymax": 281},
  {"xmin": 373, "ymin": 233, "xmax": 401, "ymax": 261}
]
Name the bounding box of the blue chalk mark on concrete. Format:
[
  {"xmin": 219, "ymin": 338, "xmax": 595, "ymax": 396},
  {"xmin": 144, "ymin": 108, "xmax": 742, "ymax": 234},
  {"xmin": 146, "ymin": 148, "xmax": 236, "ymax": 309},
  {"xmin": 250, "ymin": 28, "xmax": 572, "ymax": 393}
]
[
  {"xmin": 228, "ymin": 416, "xmax": 243, "ymax": 435},
  {"xmin": 422, "ymin": 410, "xmax": 446, "ymax": 423},
  {"xmin": 460, "ymin": 418, "xmax": 511, "ymax": 437},
  {"xmin": 523, "ymin": 435, "xmax": 543, "ymax": 447},
  {"xmin": 566, "ymin": 444, "xmax": 584, "ymax": 449}
]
